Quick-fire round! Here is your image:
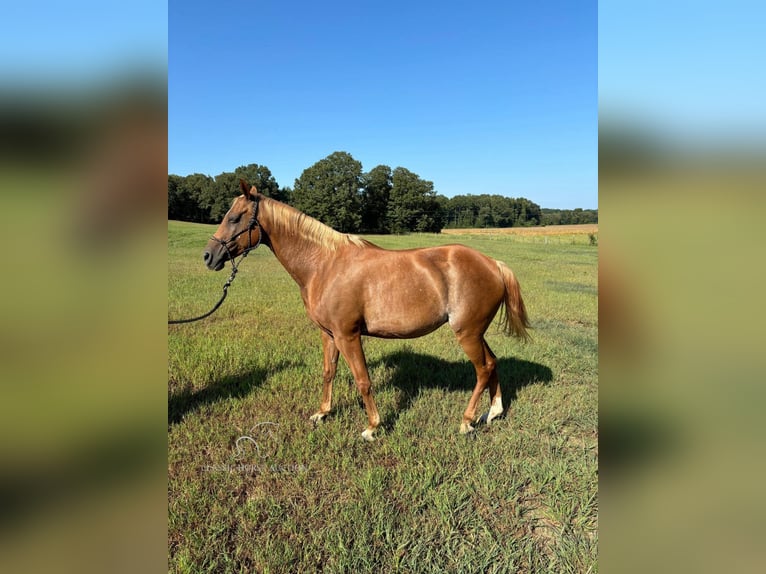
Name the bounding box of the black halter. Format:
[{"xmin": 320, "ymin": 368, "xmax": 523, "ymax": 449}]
[{"xmin": 209, "ymin": 196, "xmax": 262, "ymax": 261}]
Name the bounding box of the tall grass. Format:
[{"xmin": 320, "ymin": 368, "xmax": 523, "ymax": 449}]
[{"xmin": 169, "ymin": 221, "xmax": 597, "ymax": 573}]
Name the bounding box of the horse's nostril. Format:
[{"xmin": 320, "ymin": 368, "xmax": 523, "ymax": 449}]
[{"xmin": 203, "ymin": 251, "xmax": 211, "ymax": 262}]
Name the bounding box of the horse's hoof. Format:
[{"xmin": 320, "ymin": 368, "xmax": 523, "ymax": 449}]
[
  {"xmin": 477, "ymin": 408, "xmax": 504, "ymax": 427},
  {"xmin": 361, "ymin": 429, "xmax": 376, "ymax": 442},
  {"xmin": 310, "ymin": 412, "xmax": 327, "ymax": 425},
  {"xmin": 460, "ymin": 422, "xmax": 475, "ymax": 434}
]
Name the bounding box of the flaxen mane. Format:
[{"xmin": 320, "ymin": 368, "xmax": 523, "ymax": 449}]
[{"xmin": 259, "ymin": 196, "xmax": 370, "ymax": 251}]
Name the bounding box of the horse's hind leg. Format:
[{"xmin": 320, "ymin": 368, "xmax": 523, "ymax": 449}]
[
  {"xmin": 310, "ymin": 331, "xmax": 339, "ymax": 424},
  {"xmin": 456, "ymin": 333, "xmax": 500, "ymax": 434},
  {"xmin": 481, "ymin": 341, "xmax": 504, "ymax": 425}
]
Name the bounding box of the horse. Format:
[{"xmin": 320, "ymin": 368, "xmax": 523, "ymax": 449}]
[{"xmin": 203, "ymin": 180, "xmax": 530, "ymax": 441}]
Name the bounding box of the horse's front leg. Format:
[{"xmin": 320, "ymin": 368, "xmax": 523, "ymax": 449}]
[
  {"xmin": 310, "ymin": 331, "xmax": 339, "ymax": 425},
  {"xmin": 333, "ymin": 333, "xmax": 380, "ymax": 441}
]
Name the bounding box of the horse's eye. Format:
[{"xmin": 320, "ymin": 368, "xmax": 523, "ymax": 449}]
[{"xmin": 228, "ymin": 214, "xmax": 242, "ymax": 224}]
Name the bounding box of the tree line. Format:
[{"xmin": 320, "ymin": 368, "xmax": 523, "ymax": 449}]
[
  {"xmin": 168, "ymin": 151, "xmax": 596, "ymax": 233},
  {"xmin": 540, "ymin": 208, "xmax": 598, "ymax": 226}
]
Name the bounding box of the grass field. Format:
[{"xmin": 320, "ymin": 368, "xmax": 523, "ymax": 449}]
[{"xmin": 168, "ymin": 221, "xmax": 598, "ymax": 573}]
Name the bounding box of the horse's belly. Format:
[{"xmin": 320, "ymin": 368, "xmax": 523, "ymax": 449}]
[
  {"xmin": 361, "ymin": 294, "xmax": 448, "ymax": 339},
  {"xmin": 362, "ymin": 316, "xmax": 447, "ymax": 339}
]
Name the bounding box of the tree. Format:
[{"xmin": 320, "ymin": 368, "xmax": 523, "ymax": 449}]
[
  {"xmin": 361, "ymin": 165, "xmax": 392, "ymax": 233},
  {"xmin": 168, "ymin": 174, "xmax": 196, "ymax": 221},
  {"xmin": 175, "ymin": 173, "xmax": 214, "ymax": 222},
  {"xmin": 233, "ymin": 164, "xmax": 286, "ymax": 202},
  {"xmin": 292, "ymin": 151, "xmax": 363, "ymax": 233},
  {"xmin": 520, "ymin": 198, "xmax": 541, "ymax": 226},
  {"xmin": 476, "ymin": 205, "xmax": 494, "ymax": 228},
  {"xmin": 168, "ymin": 161, "xmax": 287, "ymax": 223},
  {"xmin": 386, "ymin": 167, "xmax": 444, "ymax": 233},
  {"xmin": 540, "ymin": 208, "xmax": 596, "ymax": 226},
  {"xmin": 206, "ymin": 164, "xmax": 285, "ymax": 222},
  {"xmin": 444, "ymin": 194, "xmax": 543, "ymax": 228},
  {"xmin": 208, "ymin": 172, "xmax": 241, "ymax": 221},
  {"xmin": 446, "ymin": 195, "xmax": 478, "ymax": 228}
]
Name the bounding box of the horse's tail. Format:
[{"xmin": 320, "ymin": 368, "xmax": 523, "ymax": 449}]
[{"xmin": 495, "ymin": 260, "xmax": 531, "ymax": 341}]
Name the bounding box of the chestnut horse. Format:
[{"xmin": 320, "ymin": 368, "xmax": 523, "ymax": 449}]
[{"xmin": 204, "ymin": 180, "xmax": 530, "ymax": 441}]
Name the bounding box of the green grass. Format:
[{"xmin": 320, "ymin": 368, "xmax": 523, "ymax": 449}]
[{"xmin": 168, "ymin": 221, "xmax": 598, "ymax": 573}]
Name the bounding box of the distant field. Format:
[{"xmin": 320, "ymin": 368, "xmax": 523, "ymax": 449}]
[
  {"xmin": 443, "ymin": 223, "xmax": 598, "ymax": 236},
  {"xmin": 168, "ymin": 221, "xmax": 598, "ymax": 573}
]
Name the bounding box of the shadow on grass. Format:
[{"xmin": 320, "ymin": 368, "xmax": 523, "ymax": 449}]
[
  {"xmin": 168, "ymin": 362, "xmax": 295, "ymax": 425},
  {"xmin": 368, "ymin": 350, "xmax": 553, "ymax": 430}
]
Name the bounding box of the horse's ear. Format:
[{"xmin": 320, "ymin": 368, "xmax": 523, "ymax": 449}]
[{"xmin": 239, "ymin": 179, "xmax": 251, "ymax": 198}]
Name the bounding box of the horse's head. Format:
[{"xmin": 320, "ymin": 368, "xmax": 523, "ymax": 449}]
[{"xmin": 203, "ymin": 179, "xmax": 262, "ymax": 271}]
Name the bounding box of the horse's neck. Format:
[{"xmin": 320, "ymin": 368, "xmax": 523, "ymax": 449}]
[{"xmin": 262, "ymin": 221, "xmax": 324, "ymax": 290}]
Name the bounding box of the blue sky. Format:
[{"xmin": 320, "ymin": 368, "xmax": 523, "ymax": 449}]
[
  {"xmin": 169, "ymin": 0, "xmax": 597, "ymax": 209},
  {"xmin": 599, "ymin": 0, "xmax": 766, "ymax": 146},
  {"xmin": 1, "ymin": 1, "xmax": 167, "ymax": 84}
]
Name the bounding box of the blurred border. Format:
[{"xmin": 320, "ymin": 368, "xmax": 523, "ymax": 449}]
[
  {"xmin": 4, "ymin": 1, "xmax": 765, "ymax": 571},
  {"xmin": 600, "ymin": 1, "xmax": 766, "ymax": 571},
  {"xmin": 0, "ymin": 3, "xmax": 167, "ymax": 573}
]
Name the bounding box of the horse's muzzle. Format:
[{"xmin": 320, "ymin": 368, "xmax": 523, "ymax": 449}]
[{"xmin": 203, "ymin": 245, "xmax": 227, "ymax": 271}]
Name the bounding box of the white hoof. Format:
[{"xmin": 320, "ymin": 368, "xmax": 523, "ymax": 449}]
[
  {"xmin": 361, "ymin": 429, "xmax": 376, "ymax": 442},
  {"xmin": 460, "ymin": 422, "xmax": 475, "ymax": 434},
  {"xmin": 310, "ymin": 412, "xmax": 328, "ymax": 424}
]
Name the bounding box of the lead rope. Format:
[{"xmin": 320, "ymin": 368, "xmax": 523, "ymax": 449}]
[
  {"xmin": 169, "ymin": 200, "xmax": 260, "ymax": 325},
  {"xmin": 167, "ymin": 259, "xmax": 240, "ymax": 325}
]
